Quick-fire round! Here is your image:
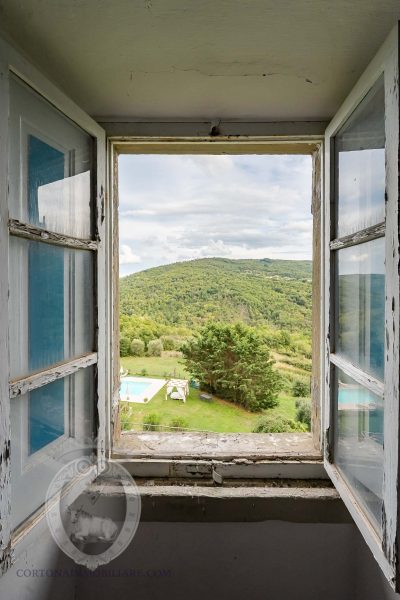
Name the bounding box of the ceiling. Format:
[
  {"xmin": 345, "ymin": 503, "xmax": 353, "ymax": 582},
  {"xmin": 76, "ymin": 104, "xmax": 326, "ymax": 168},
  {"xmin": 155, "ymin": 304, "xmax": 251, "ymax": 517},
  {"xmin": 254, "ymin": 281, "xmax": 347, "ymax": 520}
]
[{"xmin": 0, "ymin": 0, "xmax": 399, "ymax": 121}]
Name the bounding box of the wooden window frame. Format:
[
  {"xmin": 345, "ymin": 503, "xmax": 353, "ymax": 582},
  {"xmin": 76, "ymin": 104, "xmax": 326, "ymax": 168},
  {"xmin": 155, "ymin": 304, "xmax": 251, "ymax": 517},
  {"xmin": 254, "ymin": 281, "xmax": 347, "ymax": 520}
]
[
  {"xmin": 323, "ymin": 24, "xmax": 400, "ymax": 589},
  {"xmin": 0, "ymin": 35, "xmax": 108, "ymax": 571},
  {"xmin": 108, "ymin": 136, "xmax": 324, "ymax": 470}
]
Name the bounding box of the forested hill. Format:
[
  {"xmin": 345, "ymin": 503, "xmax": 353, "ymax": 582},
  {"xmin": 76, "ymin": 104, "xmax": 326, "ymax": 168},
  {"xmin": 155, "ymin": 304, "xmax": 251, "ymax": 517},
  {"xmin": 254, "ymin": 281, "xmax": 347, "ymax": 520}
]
[{"xmin": 120, "ymin": 257, "xmax": 312, "ymax": 333}]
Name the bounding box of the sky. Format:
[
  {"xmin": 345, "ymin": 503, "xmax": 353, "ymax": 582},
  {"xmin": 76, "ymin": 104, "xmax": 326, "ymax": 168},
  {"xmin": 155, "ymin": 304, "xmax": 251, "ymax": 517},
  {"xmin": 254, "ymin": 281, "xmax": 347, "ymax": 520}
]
[{"xmin": 118, "ymin": 154, "xmax": 313, "ymax": 277}]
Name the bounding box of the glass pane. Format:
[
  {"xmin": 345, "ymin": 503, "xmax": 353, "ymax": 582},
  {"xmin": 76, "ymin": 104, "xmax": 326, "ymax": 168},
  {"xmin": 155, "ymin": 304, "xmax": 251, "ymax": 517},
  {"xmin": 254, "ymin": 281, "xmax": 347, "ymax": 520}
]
[
  {"xmin": 335, "ymin": 77, "xmax": 385, "ymax": 237},
  {"xmin": 9, "ymin": 238, "xmax": 94, "ymax": 379},
  {"xmin": 10, "ymin": 368, "xmax": 94, "ymax": 528},
  {"xmin": 9, "ymin": 75, "xmax": 92, "ymax": 239},
  {"xmin": 335, "ymin": 368, "xmax": 384, "ymax": 529},
  {"xmin": 29, "ymin": 379, "xmax": 65, "ymax": 454},
  {"xmin": 337, "ymin": 238, "xmax": 385, "ymax": 381}
]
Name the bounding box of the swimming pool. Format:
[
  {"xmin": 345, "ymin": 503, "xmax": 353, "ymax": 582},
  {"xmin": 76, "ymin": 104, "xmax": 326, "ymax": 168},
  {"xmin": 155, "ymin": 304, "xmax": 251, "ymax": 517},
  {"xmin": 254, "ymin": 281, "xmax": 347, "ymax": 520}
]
[
  {"xmin": 120, "ymin": 380, "xmax": 151, "ymax": 396},
  {"xmin": 120, "ymin": 376, "xmax": 166, "ymax": 403}
]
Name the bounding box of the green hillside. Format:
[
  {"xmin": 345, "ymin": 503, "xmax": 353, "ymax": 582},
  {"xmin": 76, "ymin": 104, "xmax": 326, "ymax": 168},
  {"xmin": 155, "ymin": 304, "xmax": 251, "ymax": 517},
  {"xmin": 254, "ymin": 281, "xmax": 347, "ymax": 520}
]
[
  {"xmin": 120, "ymin": 257, "xmax": 312, "ymax": 333},
  {"xmin": 119, "ymin": 257, "xmax": 313, "ymax": 433}
]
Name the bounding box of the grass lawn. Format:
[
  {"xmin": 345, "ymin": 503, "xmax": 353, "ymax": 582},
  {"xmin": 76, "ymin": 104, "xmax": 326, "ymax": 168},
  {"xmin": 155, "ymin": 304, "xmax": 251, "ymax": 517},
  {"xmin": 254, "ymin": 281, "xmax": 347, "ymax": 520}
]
[
  {"xmin": 122, "ymin": 354, "xmax": 189, "ymax": 379},
  {"xmin": 120, "ymin": 355, "xmax": 305, "ymax": 434}
]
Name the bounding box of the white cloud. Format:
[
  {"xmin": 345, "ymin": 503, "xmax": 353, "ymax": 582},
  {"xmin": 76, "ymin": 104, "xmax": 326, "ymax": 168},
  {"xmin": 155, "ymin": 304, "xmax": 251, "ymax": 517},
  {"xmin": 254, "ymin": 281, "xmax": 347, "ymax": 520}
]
[
  {"xmin": 348, "ymin": 252, "xmax": 369, "ymax": 263},
  {"xmin": 118, "ymin": 154, "xmax": 313, "ymax": 275},
  {"xmin": 119, "ymin": 244, "xmax": 141, "ymax": 266}
]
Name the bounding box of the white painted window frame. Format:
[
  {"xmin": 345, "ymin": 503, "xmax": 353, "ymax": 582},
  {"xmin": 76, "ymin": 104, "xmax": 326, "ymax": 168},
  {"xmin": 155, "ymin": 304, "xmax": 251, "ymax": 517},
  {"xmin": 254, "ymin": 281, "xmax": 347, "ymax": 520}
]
[
  {"xmin": 323, "ymin": 24, "xmax": 400, "ymax": 589},
  {"xmin": 0, "ymin": 35, "xmax": 109, "ymax": 571},
  {"xmin": 108, "ymin": 136, "xmax": 324, "ymax": 469}
]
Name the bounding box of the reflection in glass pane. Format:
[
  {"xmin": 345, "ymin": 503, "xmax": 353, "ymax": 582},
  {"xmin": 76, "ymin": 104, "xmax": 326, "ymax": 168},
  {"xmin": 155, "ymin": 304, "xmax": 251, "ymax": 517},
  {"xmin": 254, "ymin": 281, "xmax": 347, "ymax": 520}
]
[
  {"xmin": 336, "ymin": 77, "xmax": 385, "ymax": 237},
  {"xmin": 9, "ymin": 238, "xmax": 94, "ymax": 379},
  {"xmin": 9, "ymin": 76, "xmax": 92, "ymax": 238},
  {"xmin": 335, "ymin": 368, "xmax": 383, "ymax": 530},
  {"xmin": 337, "ymin": 238, "xmax": 385, "ymax": 381},
  {"xmin": 10, "ymin": 368, "xmax": 94, "ymax": 528},
  {"xmin": 29, "ymin": 241, "xmax": 64, "ymax": 371},
  {"xmin": 29, "ymin": 379, "xmax": 64, "ymax": 454}
]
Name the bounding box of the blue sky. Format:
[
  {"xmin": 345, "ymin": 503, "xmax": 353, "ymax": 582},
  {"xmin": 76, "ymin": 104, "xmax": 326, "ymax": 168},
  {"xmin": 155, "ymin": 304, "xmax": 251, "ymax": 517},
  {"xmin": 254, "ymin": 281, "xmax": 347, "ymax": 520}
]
[{"xmin": 118, "ymin": 154, "xmax": 313, "ymax": 276}]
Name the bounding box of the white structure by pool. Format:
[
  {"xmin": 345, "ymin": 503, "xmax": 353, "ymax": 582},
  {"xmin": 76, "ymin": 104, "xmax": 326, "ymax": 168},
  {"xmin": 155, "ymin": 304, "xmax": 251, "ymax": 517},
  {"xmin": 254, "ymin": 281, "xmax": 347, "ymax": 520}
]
[
  {"xmin": 120, "ymin": 376, "xmax": 166, "ymax": 403},
  {"xmin": 165, "ymin": 379, "xmax": 189, "ymax": 403}
]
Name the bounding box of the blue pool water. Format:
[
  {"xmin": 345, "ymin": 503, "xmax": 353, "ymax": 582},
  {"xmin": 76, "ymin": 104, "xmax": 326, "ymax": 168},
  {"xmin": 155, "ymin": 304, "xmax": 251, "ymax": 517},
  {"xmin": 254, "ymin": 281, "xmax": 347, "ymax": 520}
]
[
  {"xmin": 120, "ymin": 380, "xmax": 151, "ymax": 397},
  {"xmin": 338, "ymin": 388, "xmax": 379, "ymax": 406}
]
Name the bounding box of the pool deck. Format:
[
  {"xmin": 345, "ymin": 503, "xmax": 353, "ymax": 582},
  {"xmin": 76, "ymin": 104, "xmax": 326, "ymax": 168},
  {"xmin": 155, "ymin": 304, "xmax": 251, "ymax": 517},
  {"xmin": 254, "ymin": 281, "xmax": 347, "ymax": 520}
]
[{"xmin": 120, "ymin": 376, "xmax": 166, "ymax": 403}]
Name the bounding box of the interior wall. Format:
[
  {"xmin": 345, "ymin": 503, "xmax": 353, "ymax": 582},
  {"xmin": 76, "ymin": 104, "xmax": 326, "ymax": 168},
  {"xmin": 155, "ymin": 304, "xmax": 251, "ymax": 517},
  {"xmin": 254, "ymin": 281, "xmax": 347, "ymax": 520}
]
[
  {"xmin": 2, "ymin": 513, "xmax": 400, "ymax": 599},
  {"xmin": 354, "ymin": 533, "xmax": 400, "ymax": 600},
  {"xmin": 72, "ymin": 521, "xmax": 400, "ymax": 600},
  {"xmin": 74, "ymin": 521, "xmax": 360, "ymax": 600},
  {"xmin": 0, "ymin": 527, "xmax": 76, "ymax": 600}
]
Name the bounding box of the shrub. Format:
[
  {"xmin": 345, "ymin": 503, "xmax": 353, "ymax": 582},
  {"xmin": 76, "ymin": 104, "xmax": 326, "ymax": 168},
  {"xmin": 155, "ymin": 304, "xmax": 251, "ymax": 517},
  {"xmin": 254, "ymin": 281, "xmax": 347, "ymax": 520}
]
[
  {"xmin": 130, "ymin": 338, "xmax": 145, "ymax": 357},
  {"xmin": 278, "ymin": 331, "xmax": 291, "ymax": 349},
  {"xmin": 292, "ymin": 379, "xmax": 309, "ymax": 397},
  {"xmin": 161, "ymin": 335, "xmax": 180, "ymax": 351},
  {"xmin": 142, "ymin": 413, "xmax": 161, "ymax": 431},
  {"xmin": 169, "ymin": 417, "xmax": 189, "ymax": 431},
  {"xmin": 140, "ymin": 368, "xmax": 148, "ymax": 376},
  {"xmin": 120, "ymin": 336, "xmax": 131, "ymax": 357},
  {"xmin": 295, "ymin": 399, "xmax": 312, "ymax": 430},
  {"xmin": 147, "ymin": 338, "xmax": 163, "ymax": 357},
  {"xmin": 252, "ymin": 415, "xmax": 306, "ymax": 433}
]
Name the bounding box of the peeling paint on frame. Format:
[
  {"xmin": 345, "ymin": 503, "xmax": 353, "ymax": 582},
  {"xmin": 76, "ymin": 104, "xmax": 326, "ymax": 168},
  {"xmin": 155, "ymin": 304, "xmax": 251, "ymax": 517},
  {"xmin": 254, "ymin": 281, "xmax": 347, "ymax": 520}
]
[{"xmin": 324, "ymin": 22, "xmax": 400, "ymax": 591}]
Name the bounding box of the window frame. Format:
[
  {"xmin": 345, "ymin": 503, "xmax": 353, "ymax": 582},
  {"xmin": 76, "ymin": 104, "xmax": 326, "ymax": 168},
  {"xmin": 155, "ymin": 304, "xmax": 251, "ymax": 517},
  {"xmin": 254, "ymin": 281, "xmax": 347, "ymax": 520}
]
[
  {"xmin": 108, "ymin": 137, "xmax": 323, "ymax": 468},
  {"xmin": 0, "ymin": 34, "xmax": 108, "ymax": 566},
  {"xmin": 323, "ymin": 24, "xmax": 400, "ymax": 588}
]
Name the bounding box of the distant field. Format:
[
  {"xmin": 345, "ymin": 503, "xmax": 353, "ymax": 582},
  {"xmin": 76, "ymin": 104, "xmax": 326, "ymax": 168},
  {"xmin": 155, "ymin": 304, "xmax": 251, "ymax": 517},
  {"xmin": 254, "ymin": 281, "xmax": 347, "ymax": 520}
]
[
  {"xmin": 121, "ymin": 351, "xmax": 311, "ymax": 390},
  {"xmin": 120, "ymin": 355, "xmax": 303, "ymax": 433},
  {"xmin": 121, "ymin": 354, "xmax": 189, "ymax": 379}
]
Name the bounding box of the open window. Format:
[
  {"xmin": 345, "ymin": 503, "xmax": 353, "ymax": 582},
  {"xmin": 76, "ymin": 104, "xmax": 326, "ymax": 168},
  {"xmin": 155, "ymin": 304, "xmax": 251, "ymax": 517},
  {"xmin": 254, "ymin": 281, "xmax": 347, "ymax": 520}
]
[
  {"xmin": 2, "ymin": 60, "xmax": 107, "ymax": 539},
  {"xmin": 1, "ymin": 15, "xmax": 400, "ymax": 595},
  {"xmin": 109, "ymin": 141, "xmax": 323, "ymax": 464},
  {"xmin": 324, "ymin": 24, "xmax": 400, "ymax": 588}
]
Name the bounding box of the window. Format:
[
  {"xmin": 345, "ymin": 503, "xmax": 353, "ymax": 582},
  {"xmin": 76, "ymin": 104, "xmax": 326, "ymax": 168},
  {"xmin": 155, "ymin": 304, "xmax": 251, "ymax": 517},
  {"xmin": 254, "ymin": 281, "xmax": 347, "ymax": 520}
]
[
  {"xmin": 111, "ymin": 144, "xmax": 322, "ymax": 460},
  {"xmin": 7, "ymin": 75, "xmax": 105, "ymax": 529},
  {"xmin": 117, "ymin": 154, "xmax": 313, "ymax": 441},
  {"xmin": 324, "ymin": 26, "xmax": 400, "ymax": 588},
  {"xmin": 331, "ymin": 78, "xmax": 385, "ymax": 530}
]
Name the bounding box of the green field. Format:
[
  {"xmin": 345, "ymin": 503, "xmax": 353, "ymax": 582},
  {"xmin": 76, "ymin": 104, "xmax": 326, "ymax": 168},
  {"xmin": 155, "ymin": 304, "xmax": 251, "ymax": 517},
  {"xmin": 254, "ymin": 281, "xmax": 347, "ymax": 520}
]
[
  {"xmin": 120, "ymin": 355, "xmax": 302, "ymax": 433},
  {"xmin": 122, "ymin": 354, "xmax": 189, "ymax": 379}
]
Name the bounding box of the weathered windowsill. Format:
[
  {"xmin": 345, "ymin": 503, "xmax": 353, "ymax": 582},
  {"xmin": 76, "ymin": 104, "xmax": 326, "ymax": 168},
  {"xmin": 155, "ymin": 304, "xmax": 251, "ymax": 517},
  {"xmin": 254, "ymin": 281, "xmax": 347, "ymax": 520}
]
[{"xmin": 113, "ymin": 431, "xmax": 320, "ymax": 461}]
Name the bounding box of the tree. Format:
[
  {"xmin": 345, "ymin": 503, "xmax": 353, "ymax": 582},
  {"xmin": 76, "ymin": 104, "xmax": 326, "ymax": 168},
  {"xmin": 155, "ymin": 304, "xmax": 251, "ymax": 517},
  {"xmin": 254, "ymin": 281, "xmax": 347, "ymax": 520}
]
[
  {"xmin": 181, "ymin": 322, "xmax": 282, "ymax": 412},
  {"xmin": 292, "ymin": 379, "xmax": 309, "ymax": 397},
  {"xmin": 120, "ymin": 336, "xmax": 131, "ymax": 357},
  {"xmin": 130, "ymin": 338, "xmax": 145, "ymax": 357},
  {"xmin": 147, "ymin": 338, "xmax": 163, "ymax": 357}
]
